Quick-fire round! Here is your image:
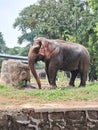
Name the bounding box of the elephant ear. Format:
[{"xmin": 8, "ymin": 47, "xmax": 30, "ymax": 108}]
[
  {"xmin": 38, "ymin": 39, "xmax": 49, "ymax": 57},
  {"xmin": 33, "ymin": 38, "xmax": 42, "ymax": 54},
  {"xmin": 38, "ymin": 39, "xmax": 60, "ymax": 59}
]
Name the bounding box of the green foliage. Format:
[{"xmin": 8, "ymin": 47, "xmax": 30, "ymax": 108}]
[
  {"xmin": 6, "ymin": 45, "xmax": 30, "ymax": 56},
  {"xmin": 13, "ymin": 0, "xmax": 97, "ymax": 45},
  {"xmin": 18, "ymin": 45, "xmax": 30, "ymax": 56},
  {"xmin": 87, "ymin": 0, "xmax": 98, "ymax": 12},
  {"xmin": 57, "ymin": 71, "xmax": 66, "ymax": 81},
  {"xmin": 0, "ymin": 32, "xmax": 7, "ymax": 53},
  {"xmin": 18, "ymin": 32, "xmax": 36, "ymax": 44},
  {"xmin": 36, "ymin": 61, "xmax": 45, "ymax": 69},
  {"xmin": 13, "ymin": 0, "xmax": 98, "ymax": 49},
  {"xmin": 6, "ymin": 47, "xmax": 21, "ymax": 55},
  {"xmin": 0, "ymin": 32, "xmax": 7, "ymax": 69},
  {"xmin": 16, "ymin": 80, "xmax": 26, "ymax": 88}
]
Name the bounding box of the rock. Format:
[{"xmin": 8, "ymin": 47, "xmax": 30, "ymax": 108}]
[
  {"xmin": 1, "ymin": 60, "xmax": 30, "ymax": 87},
  {"xmin": 38, "ymin": 69, "xmax": 46, "ymax": 79}
]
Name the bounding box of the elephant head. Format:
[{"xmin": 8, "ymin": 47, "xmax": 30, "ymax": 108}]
[{"xmin": 28, "ymin": 37, "xmax": 59, "ymax": 89}]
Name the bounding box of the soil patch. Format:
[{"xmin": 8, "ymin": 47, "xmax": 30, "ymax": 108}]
[{"xmin": 0, "ymin": 95, "xmax": 98, "ymax": 110}]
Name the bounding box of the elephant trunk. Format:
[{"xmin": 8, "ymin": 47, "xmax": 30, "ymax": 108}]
[{"xmin": 28, "ymin": 56, "xmax": 41, "ymax": 89}]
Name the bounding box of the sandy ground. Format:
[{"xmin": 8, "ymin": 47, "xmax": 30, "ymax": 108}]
[
  {"xmin": 0, "ymin": 79, "xmax": 98, "ymax": 111},
  {"xmin": 0, "ymin": 95, "xmax": 98, "ymax": 111}
]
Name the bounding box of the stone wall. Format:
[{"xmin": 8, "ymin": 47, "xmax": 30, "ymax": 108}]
[
  {"xmin": 1, "ymin": 60, "xmax": 30, "ymax": 87},
  {"xmin": 0, "ymin": 108, "xmax": 98, "ymax": 130}
]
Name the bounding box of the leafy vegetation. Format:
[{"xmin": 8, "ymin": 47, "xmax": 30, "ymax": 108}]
[
  {"xmin": 0, "ymin": 32, "xmax": 6, "ymax": 53},
  {"xmin": 13, "ymin": 0, "xmax": 98, "ymax": 45}
]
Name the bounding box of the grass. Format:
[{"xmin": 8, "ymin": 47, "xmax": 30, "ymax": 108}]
[
  {"xmin": 0, "ymin": 80, "xmax": 98, "ymax": 104},
  {"xmin": 26, "ymin": 83, "xmax": 98, "ymax": 101}
]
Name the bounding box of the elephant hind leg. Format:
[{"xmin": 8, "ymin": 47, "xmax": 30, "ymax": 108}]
[
  {"xmin": 79, "ymin": 72, "xmax": 87, "ymax": 87},
  {"xmin": 69, "ymin": 70, "xmax": 78, "ymax": 87}
]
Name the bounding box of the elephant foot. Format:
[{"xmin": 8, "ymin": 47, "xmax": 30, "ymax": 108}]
[
  {"xmin": 78, "ymin": 85, "xmax": 85, "ymax": 88},
  {"xmin": 78, "ymin": 82, "xmax": 86, "ymax": 87},
  {"xmin": 49, "ymin": 85, "xmax": 57, "ymax": 89},
  {"xmin": 69, "ymin": 83, "xmax": 75, "ymax": 87}
]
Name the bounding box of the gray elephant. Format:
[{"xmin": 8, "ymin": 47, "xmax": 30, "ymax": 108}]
[{"xmin": 28, "ymin": 37, "xmax": 90, "ymax": 89}]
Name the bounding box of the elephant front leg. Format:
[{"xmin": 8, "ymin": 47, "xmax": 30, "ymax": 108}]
[
  {"xmin": 45, "ymin": 62, "xmax": 50, "ymax": 84},
  {"xmin": 48, "ymin": 65, "xmax": 57, "ymax": 89}
]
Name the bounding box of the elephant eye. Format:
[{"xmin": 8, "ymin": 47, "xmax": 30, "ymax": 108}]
[
  {"xmin": 34, "ymin": 47, "xmax": 40, "ymax": 53},
  {"xmin": 40, "ymin": 46, "xmax": 44, "ymax": 50}
]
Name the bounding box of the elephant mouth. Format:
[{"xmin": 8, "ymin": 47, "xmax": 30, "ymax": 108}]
[{"xmin": 35, "ymin": 55, "xmax": 45, "ymax": 62}]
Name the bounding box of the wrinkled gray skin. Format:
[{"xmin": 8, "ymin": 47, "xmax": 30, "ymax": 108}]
[{"xmin": 28, "ymin": 37, "xmax": 90, "ymax": 89}]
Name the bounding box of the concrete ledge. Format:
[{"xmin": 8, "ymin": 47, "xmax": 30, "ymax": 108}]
[{"xmin": 0, "ymin": 106, "xmax": 98, "ymax": 130}]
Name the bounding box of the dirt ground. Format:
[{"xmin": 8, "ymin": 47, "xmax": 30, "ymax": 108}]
[
  {"xmin": 0, "ymin": 94, "xmax": 98, "ymax": 111},
  {"xmin": 0, "ymin": 79, "xmax": 98, "ymax": 111}
]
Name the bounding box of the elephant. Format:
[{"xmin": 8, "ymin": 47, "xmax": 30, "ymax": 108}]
[{"xmin": 28, "ymin": 37, "xmax": 90, "ymax": 89}]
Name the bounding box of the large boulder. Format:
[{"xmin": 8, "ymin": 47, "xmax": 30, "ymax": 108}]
[{"xmin": 1, "ymin": 60, "xmax": 30, "ymax": 87}]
